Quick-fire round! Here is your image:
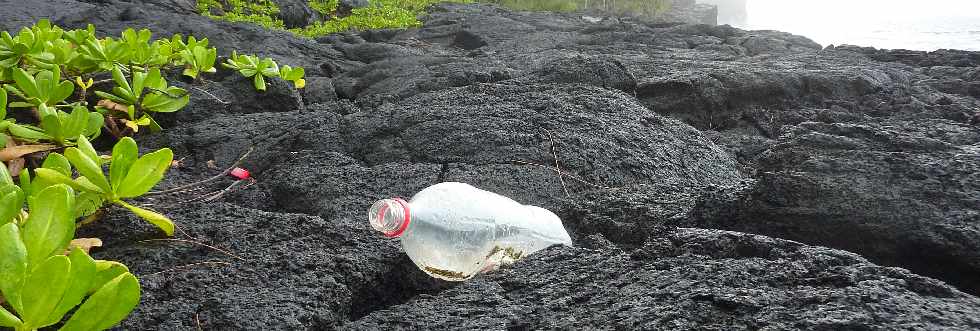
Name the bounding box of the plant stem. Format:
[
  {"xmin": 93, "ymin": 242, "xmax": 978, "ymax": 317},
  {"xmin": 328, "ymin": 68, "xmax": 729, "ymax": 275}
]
[{"xmin": 76, "ymin": 208, "xmax": 105, "ymax": 228}]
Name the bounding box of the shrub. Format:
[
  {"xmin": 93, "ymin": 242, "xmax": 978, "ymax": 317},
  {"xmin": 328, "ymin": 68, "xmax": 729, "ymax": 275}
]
[
  {"xmin": 0, "ymin": 181, "xmax": 140, "ymax": 331},
  {"xmin": 0, "ymin": 20, "xmax": 304, "ymax": 138},
  {"xmin": 196, "ymin": 0, "xmax": 475, "ymax": 37}
]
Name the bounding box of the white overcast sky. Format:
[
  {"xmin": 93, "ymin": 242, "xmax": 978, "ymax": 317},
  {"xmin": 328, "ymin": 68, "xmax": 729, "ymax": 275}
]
[
  {"xmin": 740, "ymin": 0, "xmax": 980, "ymax": 50},
  {"xmin": 747, "ymin": 0, "xmax": 980, "ymax": 22}
]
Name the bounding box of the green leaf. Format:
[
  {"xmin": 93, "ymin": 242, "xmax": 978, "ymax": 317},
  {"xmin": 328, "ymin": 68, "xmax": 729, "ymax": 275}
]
[
  {"xmin": 51, "ymin": 79, "xmax": 74, "ymax": 105},
  {"xmin": 7, "ymin": 123, "xmax": 52, "ymax": 141},
  {"xmin": 64, "ymin": 147, "xmax": 109, "ymax": 194},
  {"xmin": 89, "ymin": 260, "xmax": 129, "ymax": 294},
  {"xmin": 280, "ymin": 65, "xmax": 304, "ymax": 81},
  {"xmin": 7, "ymin": 101, "xmax": 35, "ymax": 109},
  {"xmin": 114, "ymin": 200, "xmax": 173, "ymax": 236},
  {"xmin": 145, "ymin": 115, "xmax": 162, "ymax": 133},
  {"xmin": 12, "ymin": 68, "xmax": 39, "ymax": 101},
  {"xmin": 86, "ymin": 112, "xmax": 104, "ymax": 139},
  {"xmin": 0, "ymin": 306, "xmax": 21, "ymax": 328},
  {"xmin": 94, "ymin": 90, "xmax": 130, "ymax": 106},
  {"xmin": 0, "ymin": 158, "xmax": 14, "ymax": 185},
  {"xmin": 73, "ymin": 176, "xmax": 105, "ymax": 194},
  {"xmin": 74, "ymin": 191, "xmax": 104, "ymax": 218},
  {"xmin": 39, "ymin": 113, "xmax": 63, "ymax": 143},
  {"xmin": 21, "ymin": 184, "xmax": 75, "ymax": 269},
  {"xmin": 181, "ymin": 66, "xmax": 198, "ymax": 79},
  {"xmin": 109, "ymin": 137, "xmax": 137, "ymax": 193},
  {"xmin": 76, "ymin": 135, "xmax": 101, "ymax": 165},
  {"xmin": 0, "ymin": 186, "xmax": 25, "ymax": 225},
  {"xmin": 20, "ymin": 255, "xmax": 71, "ymax": 329},
  {"xmin": 0, "ymin": 223, "xmax": 27, "ymax": 315},
  {"xmin": 141, "ymin": 90, "xmax": 189, "ymax": 113},
  {"xmin": 60, "ymin": 273, "xmax": 140, "ymax": 331},
  {"xmin": 110, "ymin": 65, "xmax": 132, "ymax": 98},
  {"xmin": 42, "ymin": 152, "xmax": 71, "ymax": 176},
  {"xmin": 116, "ymin": 148, "xmax": 172, "ymax": 198},
  {"xmin": 62, "ymin": 105, "xmax": 91, "ymax": 139},
  {"xmin": 254, "ymin": 74, "xmax": 266, "ymax": 92},
  {"xmin": 19, "ymin": 171, "xmax": 32, "ymax": 197},
  {"xmin": 0, "ymin": 89, "xmax": 6, "ymax": 120},
  {"xmin": 34, "ymin": 168, "xmax": 100, "ymax": 193},
  {"xmin": 137, "ymin": 69, "xmax": 161, "ymax": 98},
  {"xmin": 238, "ymin": 68, "xmax": 257, "ymax": 77},
  {"xmin": 43, "ymin": 248, "xmax": 96, "ymax": 327}
]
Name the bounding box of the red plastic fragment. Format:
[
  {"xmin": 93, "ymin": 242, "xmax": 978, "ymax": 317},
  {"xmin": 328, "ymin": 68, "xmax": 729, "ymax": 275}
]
[{"xmin": 229, "ymin": 167, "xmax": 250, "ymax": 180}]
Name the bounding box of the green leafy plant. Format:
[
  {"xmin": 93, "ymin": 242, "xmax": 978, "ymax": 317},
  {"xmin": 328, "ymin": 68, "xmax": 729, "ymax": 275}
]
[
  {"xmin": 0, "ymin": 71, "xmax": 100, "ymax": 147},
  {"xmin": 222, "ymin": 51, "xmax": 279, "ymax": 91},
  {"xmin": 197, "ymin": 0, "xmax": 286, "ymax": 30},
  {"xmin": 196, "ymin": 0, "xmax": 475, "ymax": 38},
  {"xmin": 5, "ymin": 104, "xmax": 102, "ymax": 146},
  {"xmin": 222, "ymin": 51, "xmax": 306, "ymax": 91},
  {"xmin": 4, "ymin": 66, "xmax": 73, "ymax": 108},
  {"xmin": 94, "ymin": 66, "xmax": 189, "ymax": 133},
  {"xmin": 76, "ymin": 35, "xmax": 132, "ymax": 74},
  {"xmin": 0, "ymin": 183, "xmax": 140, "ymax": 331},
  {"xmin": 279, "ymin": 65, "xmax": 306, "ymax": 89},
  {"xmin": 296, "ymin": 4, "xmax": 421, "ymax": 37},
  {"xmin": 119, "ymin": 28, "xmax": 169, "ymax": 68},
  {"xmin": 0, "ymin": 20, "xmax": 305, "ymax": 142},
  {"xmin": 308, "ymin": 0, "xmax": 339, "ymax": 15},
  {"xmin": 177, "ymin": 42, "xmax": 217, "ymax": 80},
  {"xmin": 0, "ymin": 20, "xmax": 65, "ymax": 79},
  {"xmin": 29, "ymin": 135, "xmax": 175, "ymax": 235}
]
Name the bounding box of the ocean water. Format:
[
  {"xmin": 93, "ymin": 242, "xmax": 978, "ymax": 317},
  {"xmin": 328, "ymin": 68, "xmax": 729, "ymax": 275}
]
[{"xmin": 734, "ymin": 0, "xmax": 980, "ymax": 51}]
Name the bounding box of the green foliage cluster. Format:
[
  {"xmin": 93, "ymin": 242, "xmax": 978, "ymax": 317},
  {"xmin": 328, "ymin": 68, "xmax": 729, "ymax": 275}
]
[
  {"xmin": 196, "ymin": 0, "xmax": 474, "ymax": 37},
  {"xmin": 0, "ymin": 20, "xmax": 303, "ymax": 137},
  {"xmin": 0, "ymin": 19, "xmax": 304, "ymax": 330},
  {"xmin": 223, "ymin": 51, "xmax": 305, "ymax": 91},
  {"xmin": 0, "ymin": 170, "xmax": 141, "ymax": 331},
  {"xmin": 0, "ymin": 19, "xmax": 303, "ymax": 235},
  {"xmin": 0, "ymin": 20, "xmax": 303, "ymax": 231},
  {"xmin": 197, "ymin": 0, "xmax": 286, "ymax": 30},
  {"xmin": 0, "ymin": 20, "xmax": 194, "ymax": 136},
  {"xmin": 24, "ymin": 136, "xmax": 175, "ymax": 235},
  {"xmin": 308, "ymin": 0, "xmax": 340, "ymax": 15}
]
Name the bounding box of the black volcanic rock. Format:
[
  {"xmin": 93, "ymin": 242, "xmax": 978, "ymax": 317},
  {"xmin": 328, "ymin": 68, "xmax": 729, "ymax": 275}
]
[
  {"xmin": 347, "ymin": 229, "xmax": 980, "ymax": 330},
  {"xmin": 689, "ymin": 119, "xmax": 980, "ymax": 295}
]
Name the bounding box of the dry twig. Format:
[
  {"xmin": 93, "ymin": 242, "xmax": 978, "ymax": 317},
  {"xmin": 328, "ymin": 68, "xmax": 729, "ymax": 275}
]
[
  {"xmin": 192, "ymin": 86, "xmax": 230, "ymax": 105},
  {"xmin": 539, "ymin": 127, "xmax": 570, "ymax": 198},
  {"xmin": 147, "ymin": 147, "xmax": 254, "ymax": 196},
  {"xmin": 509, "ymin": 159, "xmax": 612, "ymax": 190}
]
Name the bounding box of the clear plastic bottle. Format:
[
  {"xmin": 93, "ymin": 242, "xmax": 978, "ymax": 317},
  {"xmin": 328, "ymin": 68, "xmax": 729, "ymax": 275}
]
[{"xmin": 368, "ymin": 182, "xmax": 573, "ymax": 281}]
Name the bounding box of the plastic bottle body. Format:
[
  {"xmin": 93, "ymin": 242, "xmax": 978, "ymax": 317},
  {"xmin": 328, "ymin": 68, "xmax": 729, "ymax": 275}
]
[{"xmin": 372, "ymin": 182, "xmax": 572, "ymax": 281}]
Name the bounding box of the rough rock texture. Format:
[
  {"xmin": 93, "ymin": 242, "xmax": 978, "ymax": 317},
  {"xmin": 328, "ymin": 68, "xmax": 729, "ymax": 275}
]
[
  {"xmin": 348, "ymin": 229, "xmax": 980, "ymax": 330},
  {"xmin": 77, "ymin": 202, "xmax": 455, "ymax": 329},
  {"xmin": 4, "ymin": 0, "xmax": 980, "ymax": 329}
]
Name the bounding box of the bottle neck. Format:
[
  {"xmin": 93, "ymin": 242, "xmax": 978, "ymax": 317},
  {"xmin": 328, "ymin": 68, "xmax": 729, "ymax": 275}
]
[{"xmin": 368, "ymin": 198, "xmax": 411, "ymax": 238}]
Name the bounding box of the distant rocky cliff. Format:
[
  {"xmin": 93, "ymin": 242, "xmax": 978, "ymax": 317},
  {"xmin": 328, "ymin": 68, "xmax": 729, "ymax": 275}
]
[
  {"xmin": 698, "ymin": 0, "xmax": 747, "ymax": 26},
  {"xmin": 660, "ymin": 0, "xmax": 718, "ymax": 25}
]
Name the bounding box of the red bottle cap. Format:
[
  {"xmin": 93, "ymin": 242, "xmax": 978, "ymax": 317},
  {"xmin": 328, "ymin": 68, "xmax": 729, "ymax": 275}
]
[{"xmin": 230, "ymin": 167, "xmax": 250, "ymax": 180}]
